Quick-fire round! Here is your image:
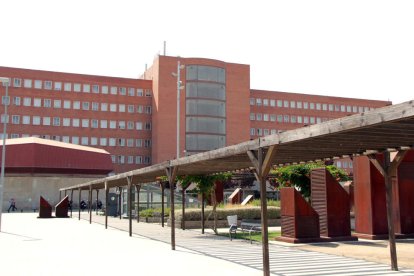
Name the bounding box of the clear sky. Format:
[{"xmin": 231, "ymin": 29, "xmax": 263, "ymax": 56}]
[{"xmin": 1, "ymin": 0, "xmax": 413, "ymax": 104}]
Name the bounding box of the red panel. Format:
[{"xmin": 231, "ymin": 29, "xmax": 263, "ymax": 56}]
[
  {"xmin": 39, "ymin": 196, "xmax": 52, "ymax": 218},
  {"xmin": 55, "ymin": 196, "xmax": 69, "ymax": 218},
  {"xmin": 396, "ymin": 162, "xmax": 414, "ymax": 234}
]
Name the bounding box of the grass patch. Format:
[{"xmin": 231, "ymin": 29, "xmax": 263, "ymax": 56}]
[{"xmin": 220, "ymin": 231, "xmax": 281, "ymax": 242}]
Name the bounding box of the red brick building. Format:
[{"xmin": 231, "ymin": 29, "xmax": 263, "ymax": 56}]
[{"xmin": 0, "ymin": 55, "xmax": 391, "ymax": 173}]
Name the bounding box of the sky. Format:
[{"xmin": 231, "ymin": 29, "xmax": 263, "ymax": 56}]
[{"xmin": 0, "ymin": 0, "xmax": 413, "ymax": 104}]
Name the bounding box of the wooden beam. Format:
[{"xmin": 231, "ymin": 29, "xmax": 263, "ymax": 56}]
[{"xmin": 165, "ymin": 166, "xmax": 178, "ymax": 250}]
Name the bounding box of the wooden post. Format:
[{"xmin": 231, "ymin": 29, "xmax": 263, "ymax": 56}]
[
  {"xmin": 105, "ymin": 182, "xmax": 108, "ymax": 229},
  {"xmin": 166, "ymin": 166, "xmax": 178, "ymax": 250},
  {"xmin": 368, "ymin": 150, "xmax": 407, "ymax": 271},
  {"xmin": 135, "ymin": 185, "xmax": 141, "ymax": 223},
  {"xmin": 78, "ymin": 188, "xmax": 81, "ymax": 220},
  {"xmin": 89, "ymin": 186, "xmax": 92, "ymax": 224},
  {"xmin": 201, "ymin": 192, "xmax": 205, "ymax": 234},
  {"xmin": 64, "ymin": 190, "xmax": 67, "ymax": 197},
  {"xmin": 160, "ymin": 182, "xmax": 165, "ymax": 227},
  {"xmin": 248, "ymin": 146, "xmax": 277, "ymax": 276},
  {"xmin": 95, "ymin": 189, "xmax": 99, "ymax": 215},
  {"xmin": 70, "ymin": 189, "xmax": 73, "ymax": 218},
  {"xmin": 127, "ymin": 177, "xmax": 133, "ymax": 237},
  {"xmin": 119, "ymin": 187, "xmax": 122, "ymax": 220},
  {"xmin": 182, "ymin": 188, "xmax": 186, "ymax": 230}
]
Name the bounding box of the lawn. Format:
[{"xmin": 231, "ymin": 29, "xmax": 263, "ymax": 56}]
[{"xmin": 220, "ymin": 231, "xmax": 281, "ymax": 242}]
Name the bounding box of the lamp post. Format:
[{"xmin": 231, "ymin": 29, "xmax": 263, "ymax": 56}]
[
  {"xmin": 172, "ymin": 61, "xmax": 185, "ymax": 159},
  {"xmin": 0, "ymin": 77, "xmax": 10, "ymax": 231}
]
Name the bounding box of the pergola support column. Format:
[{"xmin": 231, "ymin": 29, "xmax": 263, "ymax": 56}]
[
  {"xmin": 89, "ymin": 186, "xmax": 92, "ymax": 224},
  {"xmin": 118, "ymin": 187, "xmax": 123, "ymax": 220},
  {"xmin": 160, "ymin": 182, "xmax": 165, "ymax": 227},
  {"xmin": 247, "ymin": 145, "xmax": 277, "ymax": 276},
  {"xmin": 59, "ymin": 191, "xmax": 61, "ymax": 201},
  {"xmin": 368, "ymin": 150, "xmax": 408, "ymax": 271},
  {"xmin": 127, "ymin": 176, "xmax": 133, "ymax": 237},
  {"xmin": 105, "ymin": 182, "xmax": 108, "ymax": 229},
  {"xmin": 70, "ymin": 189, "xmax": 73, "ymax": 218},
  {"xmin": 78, "ymin": 188, "xmax": 81, "ymax": 220},
  {"xmin": 166, "ymin": 166, "xmax": 178, "ymax": 250},
  {"xmin": 95, "ymin": 189, "xmax": 99, "ymax": 215},
  {"xmin": 135, "ymin": 185, "xmax": 141, "ymax": 223}
]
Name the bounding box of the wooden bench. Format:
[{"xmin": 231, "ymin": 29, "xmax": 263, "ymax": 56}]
[{"xmin": 240, "ymin": 220, "xmax": 262, "ymax": 244}]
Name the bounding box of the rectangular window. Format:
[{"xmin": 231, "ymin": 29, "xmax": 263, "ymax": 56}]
[
  {"xmin": 284, "ymin": 100, "xmax": 289, "ymax": 108},
  {"xmin": 34, "ymin": 80, "xmax": 42, "ymax": 89},
  {"xmin": 73, "ymin": 83, "xmax": 81, "ymax": 92},
  {"xmin": 257, "ymin": 128, "xmax": 262, "ymax": 136},
  {"xmin": 127, "ymin": 139, "xmax": 134, "ymax": 147},
  {"xmin": 100, "ymin": 138, "xmax": 107, "ymax": 146},
  {"xmin": 128, "ymin": 105, "xmax": 134, "ymax": 113},
  {"xmin": 101, "ymin": 103, "xmax": 108, "ymax": 111},
  {"xmin": 135, "ymin": 156, "xmax": 142, "ymax": 164},
  {"xmin": 92, "ymin": 102, "xmax": 99, "ymax": 111},
  {"xmin": 263, "ymin": 129, "xmax": 269, "ymax": 136},
  {"xmin": 43, "ymin": 117, "xmax": 51, "ymax": 126},
  {"xmin": 270, "ymin": 99, "xmax": 275, "ymax": 107},
  {"xmin": 329, "ymin": 104, "xmax": 334, "ymax": 111},
  {"xmin": 73, "ymin": 101, "xmax": 80, "ymax": 109},
  {"xmin": 118, "ymin": 155, "xmax": 125, "ymax": 164},
  {"xmin": 322, "ymin": 104, "xmax": 328, "ymax": 111},
  {"xmin": 109, "ymin": 121, "xmax": 116, "ymax": 129},
  {"xmin": 303, "ymin": 102, "xmax": 309, "ymax": 109},
  {"xmin": 92, "ymin": 85, "xmax": 99, "ymax": 93},
  {"xmin": 128, "ymin": 88, "xmax": 135, "ymax": 96},
  {"xmin": 91, "ymin": 119, "xmax": 98, "ymax": 128},
  {"xmin": 137, "ymin": 89, "xmax": 143, "ymax": 96},
  {"xmin": 54, "ymin": 82, "xmax": 62, "ymax": 91},
  {"xmin": 290, "ymin": 101, "xmax": 295, "ymax": 108},
  {"xmin": 297, "ymin": 116, "xmax": 303, "ymax": 124},
  {"xmin": 127, "ymin": 121, "xmax": 134, "ymax": 130},
  {"xmin": 33, "ymin": 98, "xmax": 42, "ymax": 107},
  {"xmin": 270, "ymin": 114, "xmax": 276, "ymax": 122},
  {"xmin": 277, "ymin": 115, "xmax": 283, "ymax": 122},
  {"xmin": 24, "ymin": 79, "xmax": 32, "ymax": 88},
  {"xmin": 145, "ymin": 106, "xmax": 152, "ymax": 114},
  {"xmin": 64, "ymin": 83, "xmax": 71, "ymax": 91},
  {"xmin": 127, "ymin": 156, "xmax": 134, "ymax": 164},
  {"xmin": 256, "ymin": 113, "xmax": 262, "ymax": 121},
  {"xmin": 81, "ymin": 137, "xmax": 88, "ymax": 145},
  {"xmin": 23, "ymin": 97, "xmax": 31, "ymax": 106},
  {"xmin": 145, "ymin": 89, "xmax": 152, "ymax": 97},
  {"xmin": 110, "ymin": 104, "xmax": 117, "ymax": 112},
  {"xmin": 44, "ymin": 81, "xmax": 52, "ymax": 90},
  {"xmin": 44, "ymin": 99, "xmax": 51, "ymax": 108},
  {"xmin": 297, "ymin": 101, "xmax": 302, "ymax": 109},
  {"xmin": 310, "ymin": 103, "xmax": 315, "ymax": 110},
  {"xmin": 145, "ymin": 122, "xmax": 151, "ymax": 130},
  {"xmin": 82, "ymin": 119, "xmax": 89, "ymax": 128},
  {"xmin": 250, "ymin": 128, "xmax": 255, "ymax": 136},
  {"xmin": 12, "ymin": 115, "xmax": 20, "ymax": 124},
  {"xmin": 256, "ymin": 98, "xmax": 262, "ymax": 106},
  {"xmin": 283, "ymin": 115, "xmax": 289, "ymax": 123},
  {"xmin": 316, "ymin": 117, "xmax": 322, "ymax": 123},
  {"xmin": 63, "ymin": 100, "xmax": 71, "ymax": 109},
  {"xmin": 53, "ymin": 117, "xmax": 60, "ymax": 126},
  {"xmin": 100, "ymin": 120, "xmax": 107, "ymax": 128},
  {"xmin": 144, "ymin": 139, "xmax": 151, "ymax": 147},
  {"xmin": 62, "ymin": 136, "xmax": 70, "ymax": 143},
  {"xmin": 72, "ymin": 118, "xmax": 80, "ymax": 127},
  {"xmin": 352, "ymin": 106, "xmax": 358, "ymax": 112},
  {"xmin": 250, "ymin": 113, "xmax": 255, "ymax": 121},
  {"xmin": 135, "ymin": 139, "xmax": 142, "ymax": 147},
  {"xmin": 13, "ymin": 97, "xmax": 21, "ymax": 106},
  {"xmin": 316, "ymin": 103, "xmax": 321, "ymax": 110},
  {"xmin": 90, "ymin": 137, "xmax": 98, "ymax": 146},
  {"xmin": 101, "ymin": 86, "xmax": 108, "ymax": 94},
  {"xmin": 54, "ymin": 100, "xmax": 61, "ymax": 108},
  {"xmin": 263, "ymin": 99, "xmax": 269, "ymax": 106},
  {"xmin": 72, "ymin": 137, "xmax": 79, "ymax": 145},
  {"xmin": 118, "ymin": 121, "xmax": 126, "ymax": 129},
  {"xmin": 22, "ymin": 116, "xmax": 30, "ymax": 125},
  {"xmin": 1, "ymin": 115, "xmax": 10, "ymax": 124},
  {"xmin": 263, "ymin": 114, "xmax": 269, "ymax": 121},
  {"xmin": 83, "ymin": 84, "xmax": 90, "ymax": 93},
  {"xmin": 291, "ymin": 115, "xmax": 297, "ymax": 123},
  {"xmin": 82, "ymin": 102, "xmax": 89, "ymax": 110},
  {"xmin": 119, "ymin": 104, "xmax": 126, "ymax": 112},
  {"xmin": 341, "ymin": 105, "xmax": 346, "ymax": 112},
  {"xmin": 310, "ymin": 117, "xmax": 315, "ymax": 124},
  {"xmin": 119, "ymin": 87, "xmax": 126, "ymax": 95},
  {"xmin": 110, "ymin": 86, "xmax": 117, "ymax": 95},
  {"xmin": 109, "ymin": 138, "xmax": 116, "ymax": 146},
  {"xmin": 63, "ymin": 118, "xmax": 70, "ymax": 127},
  {"xmin": 304, "ymin": 116, "xmax": 309, "ymax": 124},
  {"xmin": 136, "ymin": 122, "xmax": 143, "ymax": 130},
  {"xmin": 137, "ymin": 105, "xmax": 143, "ymax": 113},
  {"xmin": 346, "ymin": 105, "xmax": 352, "ymax": 112},
  {"xmin": 13, "ymin": 78, "xmax": 22, "ymax": 87},
  {"xmin": 277, "ymin": 100, "xmax": 282, "ymax": 107}
]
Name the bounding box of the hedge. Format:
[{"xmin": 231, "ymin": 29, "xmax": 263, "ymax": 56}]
[{"xmin": 175, "ymin": 206, "xmax": 280, "ymax": 221}]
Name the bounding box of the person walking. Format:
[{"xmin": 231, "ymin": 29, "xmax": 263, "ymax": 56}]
[{"xmin": 7, "ymin": 198, "xmax": 17, "ymax": 212}]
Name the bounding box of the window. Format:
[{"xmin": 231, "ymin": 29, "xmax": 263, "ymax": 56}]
[
  {"xmin": 128, "ymin": 105, "xmax": 134, "ymax": 113},
  {"xmin": 118, "ymin": 155, "xmax": 125, "ymax": 164},
  {"xmin": 22, "ymin": 116, "xmax": 30, "ymax": 125},
  {"xmin": 335, "ymin": 105, "xmax": 340, "ymax": 111},
  {"xmin": 137, "ymin": 89, "xmax": 143, "ymax": 96},
  {"xmin": 53, "ymin": 117, "xmax": 60, "ymax": 126},
  {"xmin": 72, "ymin": 118, "xmax": 80, "ymax": 127},
  {"xmin": 144, "ymin": 139, "xmax": 151, "ymax": 148},
  {"xmin": 358, "ymin": 106, "xmax": 364, "ymax": 113},
  {"xmin": 32, "ymin": 116, "xmax": 40, "ymax": 126},
  {"xmin": 72, "ymin": 137, "xmax": 79, "ymax": 145},
  {"xmin": 118, "ymin": 121, "xmax": 126, "ymax": 129},
  {"xmin": 92, "ymin": 102, "xmax": 99, "ymax": 111},
  {"xmin": 1, "ymin": 115, "xmax": 9, "ymax": 124},
  {"xmin": 263, "ymin": 114, "xmax": 269, "ymax": 121},
  {"xmin": 250, "ymin": 113, "xmax": 255, "ymax": 121},
  {"xmin": 64, "ymin": 83, "xmax": 71, "ymax": 91},
  {"xmin": 73, "ymin": 101, "xmax": 80, "ymax": 109},
  {"xmin": 111, "ymin": 155, "xmax": 116, "ymax": 163},
  {"xmin": 101, "ymin": 86, "xmax": 108, "ymax": 94},
  {"xmin": 73, "ymin": 83, "xmax": 81, "ymax": 92},
  {"xmin": 82, "ymin": 102, "xmax": 89, "ymax": 110},
  {"xmin": 100, "ymin": 138, "xmax": 107, "ymax": 146},
  {"xmin": 136, "ymin": 122, "xmax": 143, "ymax": 130},
  {"xmin": 297, "ymin": 116, "xmax": 303, "ymax": 124},
  {"xmin": 127, "ymin": 139, "xmax": 134, "ymax": 147},
  {"xmin": 82, "ymin": 119, "xmax": 89, "ymax": 128},
  {"xmin": 322, "ymin": 104, "xmax": 328, "ymax": 111},
  {"xmin": 270, "ymin": 99, "xmax": 275, "ymax": 107},
  {"xmin": 63, "ymin": 100, "xmax": 71, "ymax": 109},
  {"xmin": 284, "ymin": 115, "xmax": 289, "ymax": 123},
  {"xmin": 44, "ymin": 81, "xmax": 52, "ymax": 90},
  {"xmin": 91, "ymin": 119, "xmax": 98, "ymax": 128},
  {"xmin": 256, "ymin": 113, "xmax": 262, "ymax": 121},
  {"xmin": 310, "ymin": 103, "xmax": 315, "ymax": 110},
  {"xmin": 34, "ymin": 80, "xmax": 42, "ymax": 89},
  {"xmin": 127, "ymin": 121, "xmax": 134, "ymax": 130},
  {"xmin": 43, "ymin": 117, "xmax": 51, "ymax": 126},
  {"xmin": 24, "ymin": 79, "xmax": 32, "ymax": 88},
  {"xmin": 145, "ymin": 106, "xmax": 152, "ymax": 114},
  {"xmin": 110, "ymin": 104, "xmax": 117, "ymax": 112},
  {"xmin": 316, "ymin": 103, "xmax": 321, "ymax": 110},
  {"xmin": 63, "ymin": 118, "xmax": 70, "ymax": 127},
  {"xmin": 100, "ymin": 120, "xmax": 107, "ymax": 128},
  {"xmin": 2, "ymin": 96, "xmax": 10, "ymax": 106},
  {"xmin": 62, "ymin": 136, "xmax": 70, "ymax": 143},
  {"xmin": 297, "ymin": 101, "xmax": 302, "ymax": 109},
  {"xmin": 303, "ymin": 102, "xmax": 309, "ymax": 109},
  {"xmin": 270, "ymin": 114, "xmax": 276, "ymax": 122},
  {"xmin": 256, "ymin": 98, "xmax": 262, "ymax": 106},
  {"xmin": 127, "ymin": 156, "xmax": 134, "ymax": 164},
  {"xmin": 44, "ymin": 99, "xmax": 51, "ymax": 108},
  {"xmin": 284, "ymin": 100, "xmax": 289, "ymax": 108},
  {"xmin": 257, "ymin": 128, "xmax": 262, "ymax": 136},
  {"xmin": 352, "ymin": 106, "xmax": 358, "ymax": 113},
  {"xmin": 336, "ymin": 161, "xmax": 342, "ymax": 168},
  {"xmin": 83, "ymin": 84, "xmax": 90, "ymax": 93},
  {"xmin": 119, "ymin": 87, "xmax": 126, "ymax": 95},
  {"xmin": 128, "ymin": 88, "xmax": 135, "ymax": 96},
  {"xmin": 277, "ymin": 100, "xmax": 282, "ymax": 107},
  {"xmin": 250, "ymin": 128, "xmax": 255, "ymax": 136},
  {"xmin": 90, "ymin": 137, "xmax": 98, "ymax": 146},
  {"xmin": 110, "ymin": 86, "xmax": 117, "ymax": 95},
  {"xmin": 291, "ymin": 115, "xmax": 297, "ymax": 123},
  {"xmin": 310, "ymin": 117, "xmax": 315, "ymax": 124},
  {"xmin": 136, "ymin": 105, "xmax": 143, "ymax": 113},
  {"xmin": 271, "ymin": 129, "xmax": 277, "ymax": 134},
  {"xmin": 101, "ymin": 103, "xmax": 108, "ymax": 111},
  {"xmin": 13, "ymin": 97, "xmax": 21, "ymax": 106},
  {"xmin": 54, "ymin": 82, "xmax": 62, "ymax": 91},
  {"xmin": 13, "ymin": 78, "xmax": 22, "ymax": 87},
  {"xmin": 341, "ymin": 105, "xmax": 346, "ymax": 112},
  {"xmin": 23, "ymin": 97, "xmax": 31, "ymax": 106},
  {"xmin": 290, "ymin": 101, "xmax": 295, "ymax": 108},
  {"xmin": 346, "ymin": 105, "xmax": 352, "ymax": 112},
  {"xmin": 119, "ymin": 104, "xmax": 125, "ymax": 112},
  {"xmin": 145, "ymin": 122, "xmax": 151, "ymax": 130},
  {"xmin": 263, "ymin": 129, "xmax": 269, "ymax": 136},
  {"xmin": 92, "ymin": 85, "xmax": 99, "ymax": 93},
  {"xmin": 109, "ymin": 138, "xmax": 116, "ymax": 146},
  {"xmin": 329, "ymin": 104, "xmax": 334, "ymax": 111},
  {"xmin": 304, "ymin": 116, "xmax": 309, "ymax": 124},
  {"xmin": 277, "ymin": 115, "xmax": 283, "ymax": 122},
  {"xmin": 53, "ymin": 100, "xmax": 61, "ymax": 108},
  {"xmin": 81, "ymin": 137, "xmax": 88, "ymax": 145},
  {"xmin": 135, "ymin": 156, "xmax": 142, "ymax": 164},
  {"xmin": 135, "ymin": 139, "xmax": 142, "ymax": 147},
  {"xmin": 263, "ymin": 99, "xmax": 269, "ymax": 106},
  {"xmin": 12, "ymin": 115, "xmax": 20, "ymax": 124},
  {"xmin": 145, "ymin": 89, "xmax": 151, "ymax": 97}
]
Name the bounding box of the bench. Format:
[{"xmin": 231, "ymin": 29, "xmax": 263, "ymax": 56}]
[{"xmin": 240, "ymin": 220, "xmax": 262, "ymax": 244}]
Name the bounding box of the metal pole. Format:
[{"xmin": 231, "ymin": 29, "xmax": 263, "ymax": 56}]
[
  {"xmin": 128, "ymin": 183, "xmax": 132, "ymax": 237},
  {"xmin": 182, "ymin": 188, "xmax": 185, "ymax": 230},
  {"xmin": 70, "ymin": 189, "xmax": 73, "ymax": 218},
  {"xmin": 201, "ymin": 193, "xmax": 205, "ymax": 234},
  {"xmin": 95, "ymin": 190, "xmax": 99, "ymax": 215},
  {"xmin": 0, "ymin": 79, "xmax": 9, "ymax": 231},
  {"xmin": 89, "ymin": 186, "xmax": 92, "ymax": 224},
  {"xmin": 176, "ymin": 61, "xmax": 181, "ymax": 159},
  {"xmin": 136, "ymin": 185, "xmax": 140, "ymax": 223},
  {"xmin": 105, "ymin": 182, "xmax": 108, "ymax": 229},
  {"xmin": 119, "ymin": 187, "xmax": 122, "ymax": 220},
  {"xmin": 78, "ymin": 188, "xmax": 81, "ymax": 220},
  {"xmin": 161, "ymin": 183, "xmax": 165, "ymax": 227}
]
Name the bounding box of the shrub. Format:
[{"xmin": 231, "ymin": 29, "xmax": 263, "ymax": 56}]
[
  {"xmin": 175, "ymin": 206, "xmax": 280, "ymax": 221},
  {"xmin": 139, "ymin": 207, "xmax": 170, "ymax": 218},
  {"xmin": 248, "ymin": 199, "xmax": 280, "ymax": 207}
]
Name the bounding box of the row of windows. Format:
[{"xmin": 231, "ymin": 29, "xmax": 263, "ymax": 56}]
[
  {"xmin": 250, "ymin": 128, "xmax": 281, "ymax": 136},
  {"xmin": 3, "ymin": 133, "xmax": 152, "ymax": 148},
  {"xmin": 335, "ymin": 160, "xmax": 353, "ymax": 169},
  {"xmin": 250, "ymin": 113, "xmax": 329, "ymax": 124},
  {"xmin": 111, "ymin": 155, "xmax": 151, "ymax": 165},
  {"xmin": 7, "ymin": 77, "xmax": 152, "ymax": 97},
  {"xmin": 2, "ymin": 115, "xmax": 151, "ymax": 130},
  {"xmin": 250, "ymin": 98, "xmax": 374, "ymax": 113},
  {"xmin": 2, "ymin": 96, "xmax": 152, "ymax": 114}
]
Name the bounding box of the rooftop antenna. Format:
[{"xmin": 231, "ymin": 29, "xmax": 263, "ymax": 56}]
[{"xmin": 163, "ymin": 41, "xmax": 166, "ymax": 56}]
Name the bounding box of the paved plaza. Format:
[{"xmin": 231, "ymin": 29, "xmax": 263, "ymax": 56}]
[{"xmin": 1, "ymin": 212, "xmax": 414, "ymax": 276}]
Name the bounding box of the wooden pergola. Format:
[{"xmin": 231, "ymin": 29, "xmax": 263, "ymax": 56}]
[{"xmin": 61, "ymin": 100, "xmax": 414, "ymax": 276}]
